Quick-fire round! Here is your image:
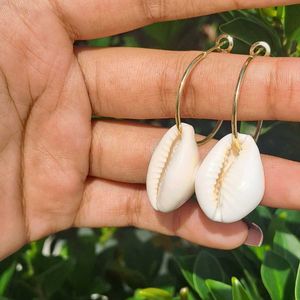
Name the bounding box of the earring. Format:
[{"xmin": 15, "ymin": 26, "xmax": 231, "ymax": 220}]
[
  {"xmin": 195, "ymin": 41, "xmax": 271, "ymax": 223},
  {"xmin": 146, "ymin": 34, "xmax": 234, "ymax": 213}
]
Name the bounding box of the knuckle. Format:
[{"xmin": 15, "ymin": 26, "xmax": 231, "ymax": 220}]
[
  {"xmin": 73, "ymin": 183, "xmax": 91, "ymax": 226},
  {"xmin": 158, "ymin": 53, "xmax": 196, "ymax": 118},
  {"xmin": 91, "ymin": 59, "xmax": 104, "ymax": 115},
  {"xmin": 158, "ymin": 59, "xmax": 174, "ymax": 117},
  {"xmin": 48, "ymin": 0, "xmax": 79, "ymax": 40},
  {"xmin": 176, "ymin": 53, "xmax": 200, "ymax": 118},
  {"xmin": 265, "ymin": 58, "xmax": 300, "ymax": 120},
  {"xmin": 90, "ymin": 122, "xmax": 104, "ymax": 176},
  {"xmin": 126, "ymin": 186, "xmax": 143, "ymax": 227},
  {"xmin": 142, "ymin": 0, "xmax": 166, "ymax": 23},
  {"xmin": 170, "ymin": 209, "xmax": 182, "ymax": 236},
  {"xmin": 265, "ymin": 58, "xmax": 285, "ymax": 120},
  {"xmin": 230, "ymin": 0, "xmax": 243, "ymax": 10},
  {"xmin": 184, "ymin": 68, "xmax": 199, "ymax": 118}
]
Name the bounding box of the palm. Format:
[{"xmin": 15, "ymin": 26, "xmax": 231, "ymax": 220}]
[{"xmin": 0, "ymin": 3, "xmax": 91, "ymax": 255}]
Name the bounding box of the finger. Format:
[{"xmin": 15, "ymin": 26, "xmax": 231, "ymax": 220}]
[
  {"xmin": 77, "ymin": 47, "xmax": 300, "ymax": 121},
  {"xmin": 50, "ymin": 0, "xmax": 298, "ymax": 39},
  {"xmin": 75, "ymin": 178, "xmax": 253, "ymax": 249},
  {"xmin": 90, "ymin": 120, "xmax": 300, "ymax": 210}
]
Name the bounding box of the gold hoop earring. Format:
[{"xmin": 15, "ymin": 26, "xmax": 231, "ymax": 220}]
[
  {"xmin": 146, "ymin": 35, "xmax": 234, "ymax": 213},
  {"xmin": 195, "ymin": 41, "xmax": 271, "ymax": 223},
  {"xmin": 232, "ymin": 41, "xmax": 271, "ymax": 152},
  {"xmin": 175, "ymin": 34, "xmax": 234, "ymax": 145}
]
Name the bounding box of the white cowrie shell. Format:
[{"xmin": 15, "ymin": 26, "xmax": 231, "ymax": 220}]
[
  {"xmin": 195, "ymin": 133, "xmax": 265, "ymax": 223},
  {"xmin": 146, "ymin": 123, "xmax": 199, "ymax": 213}
]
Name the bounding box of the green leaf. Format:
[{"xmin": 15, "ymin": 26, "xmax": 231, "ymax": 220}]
[
  {"xmin": 220, "ymin": 17, "xmax": 282, "ymax": 55},
  {"xmin": 109, "ymin": 263, "xmax": 147, "ymax": 288},
  {"xmin": 260, "ymin": 8, "xmax": 278, "ymax": 18},
  {"xmin": 123, "ymin": 36, "xmax": 139, "ymax": 47},
  {"xmin": 143, "ymin": 21, "xmax": 185, "ymax": 49},
  {"xmin": 220, "ymin": 12, "xmax": 236, "ymax": 22},
  {"xmin": 36, "ymin": 259, "xmax": 73, "ymax": 297},
  {"xmin": 135, "ymin": 288, "xmax": 172, "ymax": 300},
  {"xmin": 0, "ymin": 262, "xmax": 16, "ymax": 296},
  {"xmin": 119, "ymin": 230, "xmax": 163, "ymax": 282},
  {"xmin": 205, "ymin": 280, "xmax": 232, "ymax": 300},
  {"xmin": 220, "ymin": 9, "xmax": 257, "ymax": 21},
  {"xmin": 67, "ymin": 234, "xmax": 98, "ymax": 293},
  {"xmin": 277, "ymin": 6, "xmax": 286, "ymax": 23},
  {"xmin": 175, "ymin": 255, "xmax": 196, "ymax": 289},
  {"xmin": 88, "ymin": 37, "xmax": 111, "ymax": 47},
  {"xmin": 285, "ymin": 5, "xmax": 300, "ymax": 44},
  {"xmin": 276, "ymin": 209, "xmax": 300, "ymax": 237},
  {"xmin": 296, "ymin": 263, "xmax": 300, "ymax": 300},
  {"xmin": 90, "ymin": 276, "xmax": 111, "ymax": 294},
  {"xmin": 273, "ymin": 229, "xmax": 300, "ymax": 274},
  {"xmin": 243, "ymin": 270, "xmax": 263, "ymax": 300},
  {"xmin": 231, "ymin": 277, "xmax": 251, "ymax": 300},
  {"xmin": 192, "ymin": 251, "xmax": 225, "ymax": 299},
  {"xmin": 240, "ymin": 122, "xmax": 279, "ymax": 140},
  {"xmin": 261, "ymin": 251, "xmax": 293, "ymax": 300},
  {"xmin": 142, "ymin": 18, "xmax": 205, "ymax": 51},
  {"xmin": 232, "ymin": 249, "xmax": 263, "ymax": 300},
  {"xmin": 99, "ymin": 227, "xmax": 117, "ymax": 245},
  {"xmin": 247, "ymin": 206, "xmax": 273, "ymax": 236}
]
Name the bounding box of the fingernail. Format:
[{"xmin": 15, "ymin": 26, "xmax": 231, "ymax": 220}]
[{"xmin": 244, "ymin": 222, "xmax": 263, "ymax": 247}]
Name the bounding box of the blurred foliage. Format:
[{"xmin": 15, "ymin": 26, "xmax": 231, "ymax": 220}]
[
  {"xmin": 2, "ymin": 209, "xmax": 300, "ymax": 300},
  {"xmin": 2, "ymin": 5, "xmax": 300, "ymax": 300}
]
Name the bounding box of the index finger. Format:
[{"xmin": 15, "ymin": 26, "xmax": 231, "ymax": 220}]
[
  {"xmin": 77, "ymin": 47, "xmax": 300, "ymax": 121},
  {"xmin": 50, "ymin": 0, "xmax": 299, "ymax": 39}
]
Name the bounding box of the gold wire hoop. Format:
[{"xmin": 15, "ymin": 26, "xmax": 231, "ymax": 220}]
[
  {"xmin": 175, "ymin": 34, "xmax": 234, "ymax": 146},
  {"xmin": 231, "ymin": 41, "xmax": 271, "ymax": 147}
]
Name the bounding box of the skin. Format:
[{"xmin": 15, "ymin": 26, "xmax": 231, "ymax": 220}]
[{"xmin": 0, "ymin": 0, "xmax": 300, "ymax": 260}]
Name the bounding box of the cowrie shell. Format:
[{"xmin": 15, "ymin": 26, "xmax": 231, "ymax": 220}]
[
  {"xmin": 195, "ymin": 133, "xmax": 265, "ymax": 223},
  {"xmin": 146, "ymin": 123, "xmax": 199, "ymax": 212}
]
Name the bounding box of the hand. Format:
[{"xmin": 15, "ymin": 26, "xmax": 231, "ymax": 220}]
[{"xmin": 1, "ymin": 0, "xmax": 300, "ymax": 260}]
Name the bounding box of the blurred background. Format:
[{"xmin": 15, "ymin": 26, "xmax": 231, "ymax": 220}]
[{"xmin": 1, "ymin": 5, "xmax": 300, "ymax": 300}]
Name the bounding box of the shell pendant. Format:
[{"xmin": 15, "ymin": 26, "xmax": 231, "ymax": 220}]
[
  {"xmin": 195, "ymin": 133, "xmax": 265, "ymax": 223},
  {"xmin": 146, "ymin": 123, "xmax": 199, "ymax": 212}
]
